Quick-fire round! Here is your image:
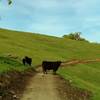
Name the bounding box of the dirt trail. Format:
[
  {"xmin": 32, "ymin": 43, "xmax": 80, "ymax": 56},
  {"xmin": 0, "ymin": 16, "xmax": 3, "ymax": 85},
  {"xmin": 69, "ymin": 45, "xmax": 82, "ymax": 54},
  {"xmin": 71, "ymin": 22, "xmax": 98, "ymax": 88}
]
[
  {"xmin": 20, "ymin": 68, "xmax": 68, "ymax": 100},
  {"xmin": 20, "ymin": 59, "xmax": 95, "ymax": 100},
  {"xmin": 61, "ymin": 58, "xmax": 100, "ymax": 67}
]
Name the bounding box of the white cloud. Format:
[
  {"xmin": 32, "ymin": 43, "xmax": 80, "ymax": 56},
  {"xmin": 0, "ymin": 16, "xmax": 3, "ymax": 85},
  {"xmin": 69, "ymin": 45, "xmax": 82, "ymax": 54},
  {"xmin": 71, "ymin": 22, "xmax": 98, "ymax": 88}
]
[{"xmin": 0, "ymin": 0, "xmax": 100, "ymax": 42}]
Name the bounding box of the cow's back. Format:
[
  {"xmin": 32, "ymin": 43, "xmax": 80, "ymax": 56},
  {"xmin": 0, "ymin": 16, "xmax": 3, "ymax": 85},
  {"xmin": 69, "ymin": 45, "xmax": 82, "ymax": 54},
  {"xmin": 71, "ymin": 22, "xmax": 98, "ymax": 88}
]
[{"xmin": 42, "ymin": 61, "xmax": 61, "ymax": 73}]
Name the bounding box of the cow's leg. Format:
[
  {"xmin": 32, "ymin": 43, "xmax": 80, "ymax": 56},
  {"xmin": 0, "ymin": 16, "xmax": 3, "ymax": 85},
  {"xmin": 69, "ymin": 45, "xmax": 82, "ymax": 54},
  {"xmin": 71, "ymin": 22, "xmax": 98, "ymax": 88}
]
[
  {"xmin": 44, "ymin": 69, "xmax": 47, "ymax": 74},
  {"xmin": 29, "ymin": 63, "xmax": 31, "ymax": 66},
  {"xmin": 22, "ymin": 59, "xmax": 26, "ymax": 66},
  {"xmin": 43, "ymin": 70, "xmax": 45, "ymax": 74},
  {"xmin": 23, "ymin": 62, "xmax": 25, "ymax": 66},
  {"xmin": 45, "ymin": 70, "xmax": 47, "ymax": 74},
  {"xmin": 43, "ymin": 69, "xmax": 47, "ymax": 74}
]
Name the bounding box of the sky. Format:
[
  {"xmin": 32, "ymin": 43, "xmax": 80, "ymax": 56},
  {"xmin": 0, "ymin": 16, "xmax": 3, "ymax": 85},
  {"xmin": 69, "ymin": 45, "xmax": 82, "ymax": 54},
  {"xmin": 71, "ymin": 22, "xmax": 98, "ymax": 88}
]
[{"xmin": 0, "ymin": 0, "xmax": 100, "ymax": 43}]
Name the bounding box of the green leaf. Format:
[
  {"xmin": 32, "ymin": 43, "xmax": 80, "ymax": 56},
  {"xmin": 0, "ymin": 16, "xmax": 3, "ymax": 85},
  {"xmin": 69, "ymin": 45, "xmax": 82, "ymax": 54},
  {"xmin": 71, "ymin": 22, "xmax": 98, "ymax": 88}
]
[{"xmin": 8, "ymin": 0, "xmax": 12, "ymax": 5}]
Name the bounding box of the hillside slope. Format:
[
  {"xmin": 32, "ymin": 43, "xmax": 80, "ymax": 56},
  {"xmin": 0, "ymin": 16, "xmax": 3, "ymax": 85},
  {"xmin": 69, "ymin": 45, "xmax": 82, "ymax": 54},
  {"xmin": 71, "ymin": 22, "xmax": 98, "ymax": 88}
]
[
  {"xmin": 0, "ymin": 28, "xmax": 100, "ymax": 65},
  {"xmin": 0, "ymin": 28, "xmax": 100, "ymax": 100}
]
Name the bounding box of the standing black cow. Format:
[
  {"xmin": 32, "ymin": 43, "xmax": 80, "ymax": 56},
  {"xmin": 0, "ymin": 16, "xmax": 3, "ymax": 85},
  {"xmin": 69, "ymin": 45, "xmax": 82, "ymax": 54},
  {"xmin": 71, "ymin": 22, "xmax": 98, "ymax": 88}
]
[
  {"xmin": 22, "ymin": 56, "xmax": 32, "ymax": 66},
  {"xmin": 42, "ymin": 61, "xmax": 61, "ymax": 74}
]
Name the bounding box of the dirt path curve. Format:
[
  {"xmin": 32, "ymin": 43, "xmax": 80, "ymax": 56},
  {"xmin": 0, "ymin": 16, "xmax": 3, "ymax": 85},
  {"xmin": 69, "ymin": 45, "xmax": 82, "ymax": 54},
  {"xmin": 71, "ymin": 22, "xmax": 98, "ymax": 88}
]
[
  {"xmin": 20, "ymin": 58, "xmax": 97, "ymax": 100},
  {"xmin": 20, "ymin": 68, "xmax": 68, "ymax": 100},
  {"xmin": 61, "ymin": 58, "xmax": 100, "ymax": 67}
]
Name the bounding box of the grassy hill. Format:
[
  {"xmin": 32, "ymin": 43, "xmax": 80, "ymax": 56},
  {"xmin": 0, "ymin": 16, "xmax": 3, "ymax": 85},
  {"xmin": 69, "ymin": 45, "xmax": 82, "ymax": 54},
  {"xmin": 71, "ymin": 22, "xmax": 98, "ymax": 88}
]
[{"xmin": 0, "ymin": 28, "xmax": 100, "ymax": 100}]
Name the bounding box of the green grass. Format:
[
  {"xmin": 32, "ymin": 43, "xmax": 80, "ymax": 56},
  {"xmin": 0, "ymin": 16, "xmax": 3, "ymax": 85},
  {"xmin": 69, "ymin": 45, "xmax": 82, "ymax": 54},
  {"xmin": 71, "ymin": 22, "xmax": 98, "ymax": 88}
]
[
  {"xmin": 0, "ymin": 28, "xmax": 100, "ymax": 99},
  {"xmin": 0, "ymin": 28, "xmax": 100, "ymax": 63},
  {"xmin": 58, "ymin": 63, "xmax": 100, "ymax": 100},
  {"xmin": 0, "ymin": 56, "xmax": 28, "ymax": 73}
]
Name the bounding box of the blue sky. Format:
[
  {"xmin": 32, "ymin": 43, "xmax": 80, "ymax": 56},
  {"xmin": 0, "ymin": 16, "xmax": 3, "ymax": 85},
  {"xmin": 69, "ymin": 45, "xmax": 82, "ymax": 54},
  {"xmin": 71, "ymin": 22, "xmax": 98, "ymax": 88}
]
[{"xmin": 0, "ymin": 0, "xmax": 100, "ymax": 43}]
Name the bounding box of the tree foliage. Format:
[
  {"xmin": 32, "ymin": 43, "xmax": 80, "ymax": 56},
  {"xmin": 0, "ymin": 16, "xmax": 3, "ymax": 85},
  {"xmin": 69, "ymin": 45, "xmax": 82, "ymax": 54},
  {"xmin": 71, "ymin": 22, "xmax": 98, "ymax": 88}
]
[
  {"xmin": 8, "ymin": 0, "xmax": 12, "ymax": 5},
  {"xmin": 63, "ymin": 32, "xmax": 88, "ymax": 42},
  {"xmin": 0, "ymin": 0, "xmax": 12, "ymax": 5}
]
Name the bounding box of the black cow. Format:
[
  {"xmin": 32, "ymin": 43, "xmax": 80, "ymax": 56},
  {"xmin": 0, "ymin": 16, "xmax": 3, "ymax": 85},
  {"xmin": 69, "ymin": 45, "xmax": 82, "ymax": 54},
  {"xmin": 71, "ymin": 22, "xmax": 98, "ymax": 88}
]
[
  {"xmin": 42, "ymin": 61, "xmax": 61, "ymax": 74},
  {"xmin": 22, "ymin": 56, "xmax": 32, "ymax": 66}
]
